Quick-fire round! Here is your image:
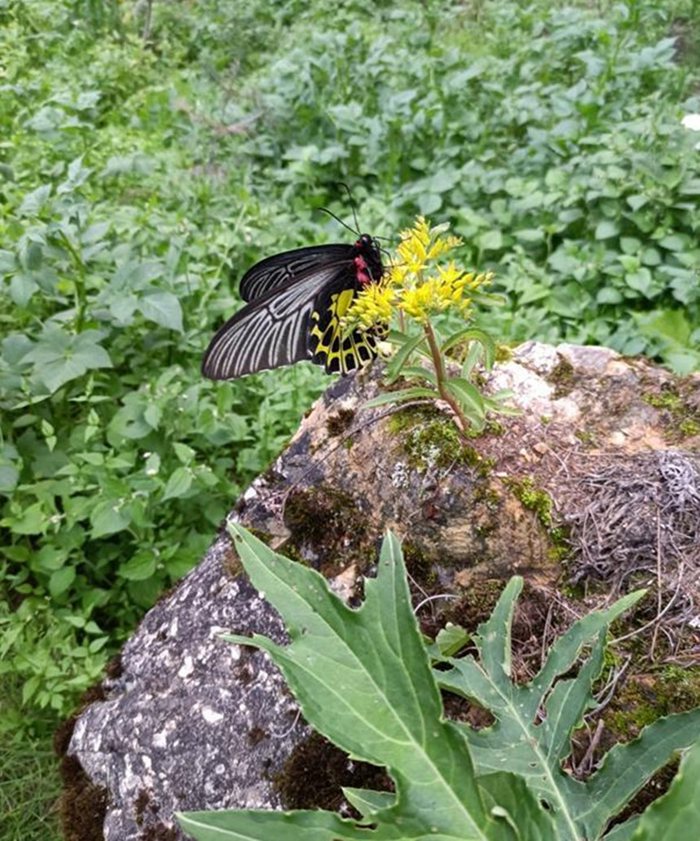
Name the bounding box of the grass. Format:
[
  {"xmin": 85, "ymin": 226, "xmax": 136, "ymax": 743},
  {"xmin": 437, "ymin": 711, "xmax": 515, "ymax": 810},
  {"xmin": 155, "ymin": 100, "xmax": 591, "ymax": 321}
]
[{"xmin": 0, "ymin": 680, "xmax": 62, "ymax": 841}]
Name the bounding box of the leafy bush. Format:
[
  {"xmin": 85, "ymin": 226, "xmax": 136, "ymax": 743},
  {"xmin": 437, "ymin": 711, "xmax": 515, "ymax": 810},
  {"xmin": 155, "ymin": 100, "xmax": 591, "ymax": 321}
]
[
  {"xmin": 0, "ymin": 2, "xmax": 327, "ymax": 713},
  {"xmin": 234, "ymin": 2, "xmax": 700, "ymax": 370},
  {"xmin": 179, "ymin": 526, "xmax": 700, "ymax": 840}
]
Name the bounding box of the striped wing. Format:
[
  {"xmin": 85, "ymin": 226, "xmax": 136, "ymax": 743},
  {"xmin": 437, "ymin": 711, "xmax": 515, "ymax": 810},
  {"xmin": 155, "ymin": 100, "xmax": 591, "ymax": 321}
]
[
  {"xmin": 239, "ymin": 244, "xmax": 353, "ymax": 302},
  {"xmin": 309, "ymin": 279, "xmax": 383, "ymax": 375},
  {"xmin": 202, "ymin": 264, "xmax": 352, "ymax": 380}
]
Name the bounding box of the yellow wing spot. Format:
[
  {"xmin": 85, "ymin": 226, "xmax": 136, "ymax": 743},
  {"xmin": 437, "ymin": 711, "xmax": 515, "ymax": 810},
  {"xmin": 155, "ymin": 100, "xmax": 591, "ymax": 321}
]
[
  {"xmin": 335, "ymin": 289, "xmax": 355, "ymax": 317},
  {"xmin": 309, "ymin": 292, "xmax": 379, "ymax": 375}
]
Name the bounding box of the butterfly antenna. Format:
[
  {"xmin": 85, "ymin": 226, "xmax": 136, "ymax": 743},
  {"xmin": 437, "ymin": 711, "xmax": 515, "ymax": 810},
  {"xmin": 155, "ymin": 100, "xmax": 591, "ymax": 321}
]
[
  {"xmin": 337, "ymin": 182, "xmax": 362, "ymax": 234},
  {"xmin": 319, "ymin": 206, "xmax": 359, "ymax": 238}
]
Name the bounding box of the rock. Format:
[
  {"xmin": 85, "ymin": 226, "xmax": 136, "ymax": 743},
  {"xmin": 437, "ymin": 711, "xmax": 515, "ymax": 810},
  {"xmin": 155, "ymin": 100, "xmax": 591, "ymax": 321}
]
[{"xmin": 59, "ymin": 342, "xmax": 700, "ymax": 840}]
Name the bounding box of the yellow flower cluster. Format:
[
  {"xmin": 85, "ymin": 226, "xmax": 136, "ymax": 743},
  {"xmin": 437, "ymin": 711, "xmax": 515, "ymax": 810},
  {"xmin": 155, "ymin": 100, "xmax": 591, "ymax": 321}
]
[
  {"xmin": 394, "ymin": 216, "xmax": 462, "ymax": 277},
  {"xmin": 345, "ymin": 281, "xmax": 397, "ymax": 330},
  {"xmin": 400, "ymin": 262, "xmax": 490, "ymax": 321},
  {"xmin": 342, "ymin": 217, "xmax": 493, "ymax": 331}
]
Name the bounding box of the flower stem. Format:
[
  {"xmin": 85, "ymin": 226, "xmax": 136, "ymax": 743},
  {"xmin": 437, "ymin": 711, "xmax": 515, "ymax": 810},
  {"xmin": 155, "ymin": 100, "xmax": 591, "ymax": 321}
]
[{"xmin": 422, "ymin": 320, "xmax": 470, "ymax": 437}]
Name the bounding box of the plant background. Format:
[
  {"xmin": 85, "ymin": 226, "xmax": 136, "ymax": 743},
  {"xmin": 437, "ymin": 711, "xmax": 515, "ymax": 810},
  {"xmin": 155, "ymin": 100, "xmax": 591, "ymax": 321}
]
[{"xmin": 1, "ymin": 1, "xmax": 699, "ymax": 837}]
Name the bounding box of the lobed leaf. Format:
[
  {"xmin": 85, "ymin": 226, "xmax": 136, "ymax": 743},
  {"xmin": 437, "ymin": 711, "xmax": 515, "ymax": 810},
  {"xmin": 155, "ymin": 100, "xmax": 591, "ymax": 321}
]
[
  {"xmin": 180, "ymin": 526, "xmax": 557, "ymax": 840},
  {"xmin": 630, "ymin": 738, "xmax": 700, "ymax": 840},
  {"xmin": 437, "ymin": 583, "xmax": 699, "ymax": 840}
]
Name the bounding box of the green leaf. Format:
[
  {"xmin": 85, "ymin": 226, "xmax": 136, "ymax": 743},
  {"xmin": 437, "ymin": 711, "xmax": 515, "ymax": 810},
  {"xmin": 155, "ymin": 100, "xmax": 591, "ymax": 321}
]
[
  {"xmin": 442, "ymin": 328, "xmax": 496, "ymax": 367},
  {"xmin": 400, "ymin": 365, "xmax": 438, "ymax": 385},
  {"xmin": 418, "ymin": 191, "xmax": 442, "ymax": 215},
  {"xmin": 586, "ymin": 712, "xmax": 700, "ymax": 838},
  {"xmin": 22, "ymin": 327, "xmax": 112, "ymax": 393},
  {"xmin": 178, "ymin": 809, "xmax": 380, "ymax": 841},
  {"xmin": 139, "ymin": 291, "xmax": 184, "ymax": 332},
  {"xmin": 384, "ymin": 331, "xmax": 429, "ymax": 384},
  {"xmin": 461, "ymin": 342, "xmax": 485, "ymax": 377},
  {"xmin": 90, "ymin": 500, "xmax": 131, "ymax": 538},
  {"xmin": 437, "ymin": 582, "xmax": 649, "ymax": 841},
  {"xmin": 18, "ymin": 184, "xmax": 52, "ymax": 215},
  {"xmin": 603, "ymin": 817, "xmax": 641, "ymax": 841},
  {"xmin": 362, "ymin": 387, "xmax": 437, "ymax": 408},
  {"xmin": 435, "ymin": 623, "xmax": 470, "ymax": 657},
  {"xmin": 658, "ymin": 234, "xmax": 688, "ymax": 252},
  {"xmin": 143, "ymin": 404, "xmax": 161, "ymax": 429},
  {"xmin": 173, "ymin": 442, "xmax": 196, "ymax": 464},
  {"xmin": 477, "ymin": 230, "xmax": 503, "ymax": 251},
  {"xmin": 179, "ymin": 527, "xmax": 554, "ymax": 840},
  {"xmin": 443, "ymin": 378, "xmax": 486, "ymax": 419},
  {"xmin": 342, "ymin": 788, "xmax": 395, "ymax": 818},
  {"xmin": 49, "ymin": 566, "xmax": 76, "ymax": 598},
  {"xmin": 4, "ymin": 502, "xmax": 46, "ymax": 535},
  {"xmin": 9, "ymin": 273, "xmax": 39, "ymax": 307},
  {"xmin": 626, "ymin": 195, "xmax": 648, "ymax": 211},
  {"xmin": 72, "ymin": 332, "xmax": 112, "ymax": 369},
  {"xmin": 631, "ymin": 738, "xmax": 700, "ymax": 840},
  {"xmin": 513, "ymin": 229, "xmax": 545, "ymax": 244},
  {"xmin": 34, "ymin": 546, "xmax": 68, "ymax": 572},
  {"xmin": 162, "ymin": 467, "xmax": 193, "ymax": 500},
  {"xmin": 479, "ymin": 773, "xmax": 560, "ymax": 840},
  {"xmin": 0, "ymin": 464, "xmax": 20, "ymax": 494},
  {"xmin": 625, "ymin": 269, "xmax": 653, "ymax": 298},
  {"xmin": 595, "ymin": 220, "xmax": 619, "ymax": 240},
  {"xmin": 119, "ymin": 550, "xmax": 157, "ymax": 581},
  {"xmin": 108, "ymin": 400, "xmax": 152, "ymax": 441},
  {"xmin": 597, "ymin": 288, "xmax": 624, "ymax": 305}
]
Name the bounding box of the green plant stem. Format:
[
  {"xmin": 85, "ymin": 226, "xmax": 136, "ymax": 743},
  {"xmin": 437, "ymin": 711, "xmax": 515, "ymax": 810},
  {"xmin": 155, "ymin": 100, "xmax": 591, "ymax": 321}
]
[
  {"xmin": 56, "ymin": 230, "xmax": 87, "ymax": 333},
  {"xmin": 422, "ymin": 320, "xmax": 470, "ymax": 437}
]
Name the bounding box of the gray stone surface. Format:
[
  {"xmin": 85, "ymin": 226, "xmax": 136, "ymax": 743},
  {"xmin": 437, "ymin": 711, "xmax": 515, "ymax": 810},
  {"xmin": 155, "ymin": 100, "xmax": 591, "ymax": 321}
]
[{"xmin": 69, "ymin": 536, "xmax": 306, "ymax": 840}]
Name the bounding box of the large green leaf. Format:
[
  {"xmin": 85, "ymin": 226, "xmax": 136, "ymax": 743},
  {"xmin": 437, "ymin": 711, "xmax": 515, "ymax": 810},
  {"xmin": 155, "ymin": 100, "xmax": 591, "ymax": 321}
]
[
  {"xmin": 630, "ymin": 738, "xmax": 700, "ymax": 840},
  {"xmin": 20, "ymin": 326, "xmax": 112, "ymax": 393},
  {"xmin": 583, "ymin": 711, "xmax": 700, "ymax": 837},
  {"xmin": 437, "ymin": 582, "xmax": 700, "ymax": 841},
  {"xmin": 178, "ymin": 527, "xmax": 555, "ymax": 841}
]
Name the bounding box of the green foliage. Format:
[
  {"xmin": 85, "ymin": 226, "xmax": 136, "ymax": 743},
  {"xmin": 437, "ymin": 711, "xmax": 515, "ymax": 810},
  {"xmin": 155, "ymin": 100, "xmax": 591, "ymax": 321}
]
[
  {"xmin": 354, "ymin": 217, "xmax": 515, "ymax": 435},
  {"xmin": 376, "ymin": 322, "xmax": 515, "ymax": 435},
  {"xmin": 209, "ymin": 0, "xmax": 700, "ymax": 370},
  {"xmin": 631, "ymin": 738, "xmax": 700, "ymax": 841},
  {"xmin": 178, "ymin": 527, "xmax": 700, "ymax": 841},
  {"xmin": 0, "ymin": 0, "xmax": 327, "ymax": 715}
]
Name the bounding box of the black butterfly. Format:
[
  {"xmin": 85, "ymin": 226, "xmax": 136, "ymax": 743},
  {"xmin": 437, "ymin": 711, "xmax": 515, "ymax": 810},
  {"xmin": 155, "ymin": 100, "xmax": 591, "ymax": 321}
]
[{"xmin": 201, "ymin": 234, "xmax": 385, "ymax": 380}]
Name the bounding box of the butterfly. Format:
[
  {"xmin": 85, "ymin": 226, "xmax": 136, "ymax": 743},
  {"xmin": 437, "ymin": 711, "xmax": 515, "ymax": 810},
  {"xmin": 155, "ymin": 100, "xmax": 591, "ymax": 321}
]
[{"xmin": 201, "ymin": 233, "xmax": 386, "ymax": 380}]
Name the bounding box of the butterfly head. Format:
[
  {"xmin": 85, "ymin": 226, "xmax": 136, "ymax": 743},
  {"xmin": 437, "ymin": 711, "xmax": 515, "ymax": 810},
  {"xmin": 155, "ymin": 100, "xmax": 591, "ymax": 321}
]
[{"xmin": 354, "ymin": 234, "xmax": 383, "ymax": 286}]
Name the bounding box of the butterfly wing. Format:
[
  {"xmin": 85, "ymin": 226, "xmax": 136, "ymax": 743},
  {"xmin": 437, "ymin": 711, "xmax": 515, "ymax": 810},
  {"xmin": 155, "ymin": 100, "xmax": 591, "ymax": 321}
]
[
  {"xmin": 203, "ymin": 236, "xmax": 385, "ymax": 379},
  {"xmin": 309, "ymin": 274, "xmax": 382, "ymax": 375},
  {"xmin": 239, "ymin": 244, "xmax": 353, "ymax": 302},
  {"xmin": 202, "ymin": 262, "xmax": 353, "ymax": 380}
]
